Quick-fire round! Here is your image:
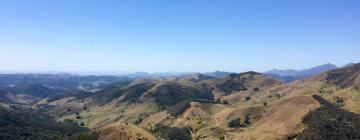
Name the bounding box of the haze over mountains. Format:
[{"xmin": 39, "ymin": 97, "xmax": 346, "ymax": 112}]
[{"xmin": 265, "ymin": 63, "xmax": 341, "ymax": 82}]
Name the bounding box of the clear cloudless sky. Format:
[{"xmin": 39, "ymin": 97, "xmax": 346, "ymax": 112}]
[{"xmin": 0, "ymin": 0, "xmax": 359, "ymax": 73}]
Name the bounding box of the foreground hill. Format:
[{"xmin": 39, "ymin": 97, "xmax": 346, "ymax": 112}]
[
  {"xmin": 298, "ymin": 95, "xmax": 360, "ymax": 139},
  {"xmin": 0, "ymin": 105, "xmax": 96, "ymax": 140}
]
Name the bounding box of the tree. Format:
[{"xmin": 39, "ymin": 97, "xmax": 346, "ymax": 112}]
[
  {"xmin": 276, "ymin": 94, "xmax": 281, "ymax": 99},
  {"xmin": 333, "ymin": 96, "xmax": 345, "ymax": 107},
  {"xmin": 228, "ymin": 116, "xmax": 251, "ymax": 129},
  {"xmin": 228, "ymin": 118, "xmax": 242, "ymax": 129},
  {"xmin": 219, "ymin": 135, "xmax": 225, "ymax": 140},
  {"xmin": 222, "ymin": 100, "xmax": 229, "ymax": 105}
]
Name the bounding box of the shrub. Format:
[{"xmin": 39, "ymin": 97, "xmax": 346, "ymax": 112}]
[
  {"xmin": 333, "ymin": 96, "xmax": 345, "ymax": 107},
  {"xmin": 134, "ymin": 117, "xmax": 143, "ymax": 125},
  {"xmin": 276, "ymin": 94, "xmax": 281, "ymax": 99},
  {"xmin": 243, "ymin": 115, "xmax": 250, "ymax": 126}
]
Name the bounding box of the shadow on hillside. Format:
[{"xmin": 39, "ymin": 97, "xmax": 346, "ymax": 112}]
[{"xmin": 297, "ymin": 95, "xmax": 360, "ymax": 140}]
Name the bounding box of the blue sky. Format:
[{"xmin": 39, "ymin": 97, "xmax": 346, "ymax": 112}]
[{"xmin": 0, "ymin": 0, "xmax": 359, "ymax": 73}]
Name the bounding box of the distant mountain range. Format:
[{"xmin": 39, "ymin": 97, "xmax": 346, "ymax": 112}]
[
  {"xmin": 126, "ymin": 71, "xmax": 231, "ymax": 78},
  {"xmin": 265, "ymin": 63, "xmax": 339, "ymax": 82}
]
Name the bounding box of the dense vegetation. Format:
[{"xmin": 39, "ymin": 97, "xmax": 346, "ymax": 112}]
[
  {"xmin": 228, "ymin": 115, "xmax": 250, "ymax": 129},
  {"xmin": 219, "ymin": 80, "xmax": 247, "ymax": 95},
  {"xmin": 298, "ymin": 95, "xmax": 360, "ymax": 140},
  {"xmin": 211, "ymin": 72, "xmax": 262, "ymax": 95},
  {"xmin": 151, "ymin": 82, "xmax": 213, "ymax": 106},
  {"xmin": 120, "ymin": 83, "xmax": 156, "ymax": 103},
  {"xmin": 149, "ymin": 125, "xmax": 191, "ymax": 140},
  {"xmin": 0, "ymin": 107, "xmax": 97, "ymax": 140}
]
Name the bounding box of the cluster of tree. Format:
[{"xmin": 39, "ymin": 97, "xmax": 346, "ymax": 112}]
[
  {"xmin": 228, "ymin": 71, "xmax": 259, "ymax": 79},
  {"xmin": 333, "ymin": 96, "xmax": 345, "ymax": 107},
  {"xmin": 166, "ymin": 101, "xmax": 191, "ymax": 116},
  {"xmin": 219, "ymin": 80, "xmax": 247, "ymax": 95},
  {"xmin": 152, "ymin": 82, "xmax": 214, "ymax": 107},
  {"xmin": 228, "ymin": 115, "xmax": 251, "ymax": 129},
  {"xmin": 133, "ymin": 113, "xmax": 149, "ymax": 125},
  {"xmin": 120, "ymin": 83, "xmax": 156, "ymax": 103},
  {"xmin": 148, "ymin": 125, "xmax": 191, "ymax": 140}
]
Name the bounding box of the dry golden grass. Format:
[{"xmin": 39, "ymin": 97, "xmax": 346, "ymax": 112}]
[
  {"xmin": 241, "ymin": 95, "xmax": 320, "ymax": 140},
  {"xmin": 98, "ymin": 122, "xmax": 157, "ymax": 140}
]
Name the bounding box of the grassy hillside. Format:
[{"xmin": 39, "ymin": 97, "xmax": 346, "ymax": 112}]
[{"xmin": 45, "ymin": 64, "xmax": 360, "ymax": 140}]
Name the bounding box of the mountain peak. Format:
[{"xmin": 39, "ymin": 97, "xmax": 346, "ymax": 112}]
[
  {"xmin": 313, "ymin": 63, "xmax": 337, "ymax": 69},
  {"xmin": 265, "ymin": 63, "xmax": 338, "ymax": 82}
]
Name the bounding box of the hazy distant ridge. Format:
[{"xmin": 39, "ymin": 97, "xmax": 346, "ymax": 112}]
[{"xmin": 265, "ymin": 63, "xmax": 338, "ymax": 82}]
